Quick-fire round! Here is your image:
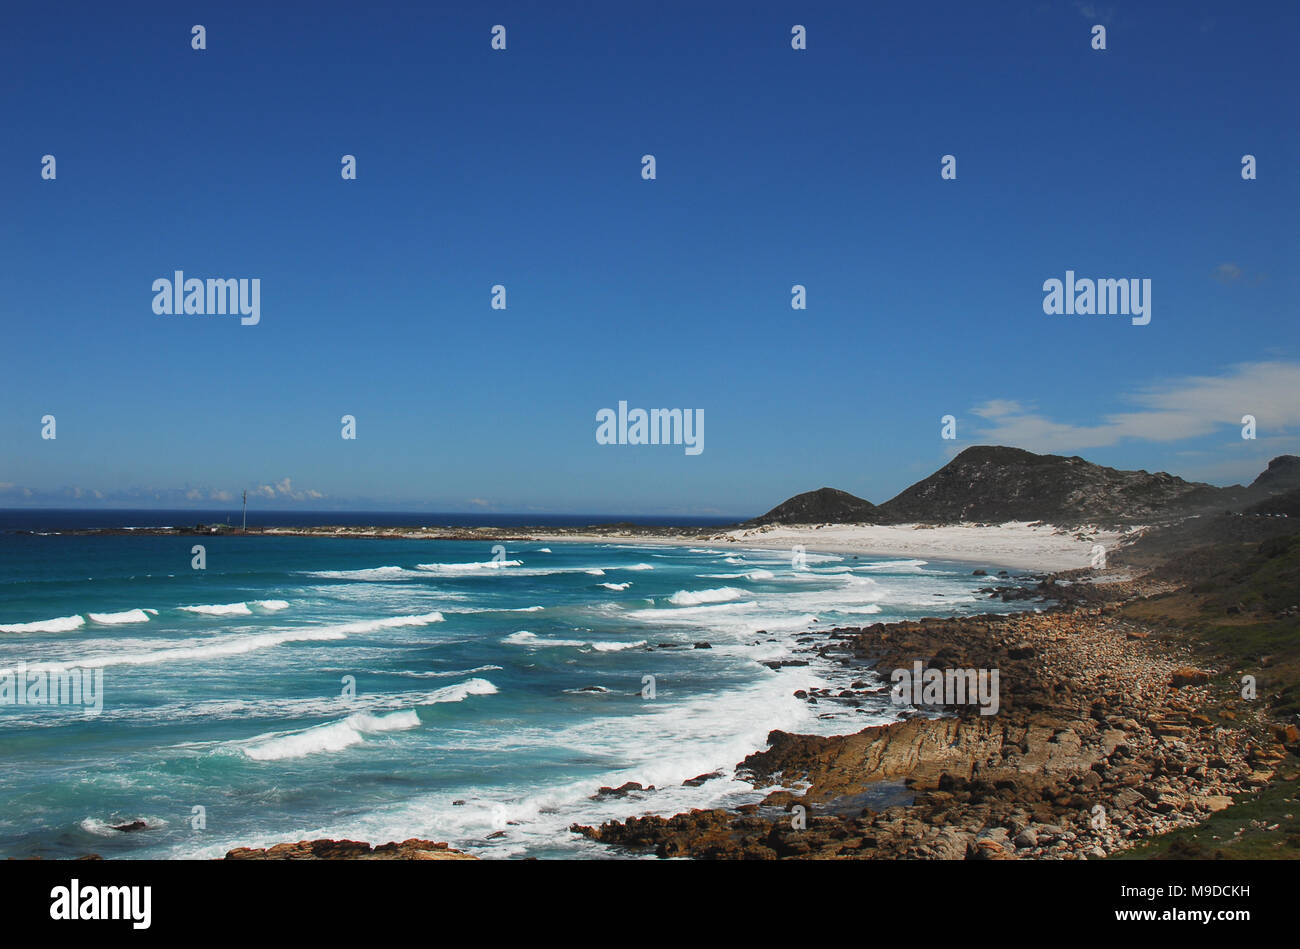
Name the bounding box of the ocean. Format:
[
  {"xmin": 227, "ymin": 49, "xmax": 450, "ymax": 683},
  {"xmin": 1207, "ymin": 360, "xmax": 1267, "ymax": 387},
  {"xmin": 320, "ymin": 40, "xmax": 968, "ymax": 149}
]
[{"xmin": 0, "ymin": 520, "xmax": 1036, "ymax": 859}]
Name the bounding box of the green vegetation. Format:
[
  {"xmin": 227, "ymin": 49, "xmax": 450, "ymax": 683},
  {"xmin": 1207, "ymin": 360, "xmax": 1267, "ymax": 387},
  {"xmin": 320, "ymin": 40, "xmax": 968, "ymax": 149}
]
[
  {"xmin": 1113, "ymin": 761, "xmax": 1300, "ymax": 859},
  {"xmin": 1122, "ymin": 531, "xmax": 1300, "ymax": 718}
]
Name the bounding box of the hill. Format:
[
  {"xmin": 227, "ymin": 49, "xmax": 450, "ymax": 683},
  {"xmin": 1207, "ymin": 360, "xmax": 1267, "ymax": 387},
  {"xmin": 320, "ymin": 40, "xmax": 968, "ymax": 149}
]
[
  {"xmin": 748, "ymin": 447, "xmax": 1300, "ymax": 528},
  {"xmin": 747, "ymin": 487, "xmax": 877, "ymax": 526},
  {"xmin": 872, "ymin": 446, "xmax": 1218, "ymax": 525}
]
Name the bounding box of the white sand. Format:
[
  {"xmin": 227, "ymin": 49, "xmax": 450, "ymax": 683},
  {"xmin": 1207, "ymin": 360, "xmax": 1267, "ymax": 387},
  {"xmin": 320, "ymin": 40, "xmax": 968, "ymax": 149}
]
[{"xmin": 536, "ymin": 521, "xmax": 1141, "ymax": 573}]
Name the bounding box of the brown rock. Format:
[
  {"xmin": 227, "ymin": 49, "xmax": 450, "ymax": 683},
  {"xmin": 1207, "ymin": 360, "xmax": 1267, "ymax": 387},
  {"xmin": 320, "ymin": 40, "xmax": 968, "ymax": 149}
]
[{"xmin": 224, "ymin": 838, "xmax": 475, "ymax": 860}]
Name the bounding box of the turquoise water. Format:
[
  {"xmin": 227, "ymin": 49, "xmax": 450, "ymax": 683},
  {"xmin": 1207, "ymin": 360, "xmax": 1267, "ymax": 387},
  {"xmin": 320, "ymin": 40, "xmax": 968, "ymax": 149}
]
[{"xmin": 0, "ymin": 534, "xmax": 1032, "ymax": 858}]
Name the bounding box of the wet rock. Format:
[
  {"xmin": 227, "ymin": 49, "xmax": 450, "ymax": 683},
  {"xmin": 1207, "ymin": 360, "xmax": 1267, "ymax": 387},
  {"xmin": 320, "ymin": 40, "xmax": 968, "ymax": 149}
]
[
  {"xmin": 226, "ymin": 838, "xmax": 474, "ymax": 860},
  {"xmin": 593, "ymin": 782, "xmax": 654, "ymax": 799},
  {"xmin": 683, "ymin": 771, "xmax": 723, "ymax": 787}
]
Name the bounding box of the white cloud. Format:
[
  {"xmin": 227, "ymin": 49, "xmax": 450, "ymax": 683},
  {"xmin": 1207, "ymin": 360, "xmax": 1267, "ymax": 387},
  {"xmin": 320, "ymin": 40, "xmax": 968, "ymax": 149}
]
[
  {"xmin": 1173, "ymin": 438, "xmax": 1298, "ymax": 485},
  {"xmin": 970, "ymin": 361, "xmax": 1300, "ymax": 454},
  {"xmin": 1072, "ymin": 1, "xmax": 1115, "ymax": 21},
  {"xmin": 1213, "ymin": 262, "xmax": 1243, "ymax": 283},
  {"xmin": 0, "ymin": 478, "xmax": 324, "ymax": 505},
  {"xmin": 971, "ymin": 399, "xmax": 1026, "ymax": 419}
]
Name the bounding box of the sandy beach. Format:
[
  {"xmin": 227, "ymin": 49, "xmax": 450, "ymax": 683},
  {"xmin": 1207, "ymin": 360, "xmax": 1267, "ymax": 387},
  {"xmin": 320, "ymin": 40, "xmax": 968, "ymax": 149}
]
[{"xmin": 534, "ymin": 521, "xmax": 1143, "ymax": 573}]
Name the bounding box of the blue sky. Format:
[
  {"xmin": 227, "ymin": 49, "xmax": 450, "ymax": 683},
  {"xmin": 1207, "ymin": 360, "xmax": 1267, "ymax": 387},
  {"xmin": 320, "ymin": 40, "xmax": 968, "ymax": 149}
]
[{"xmin": 2, "ymin": 0, "xmax": 1296, "ymax": 516}]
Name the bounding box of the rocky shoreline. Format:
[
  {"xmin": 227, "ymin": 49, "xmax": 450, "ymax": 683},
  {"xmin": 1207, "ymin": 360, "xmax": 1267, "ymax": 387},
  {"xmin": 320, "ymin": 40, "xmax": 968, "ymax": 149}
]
[
  {"xmin": 570, "ymin": 574, "xmax": 1299, "ymax": 859},
  {"xmin": 224, "ymin": 838, "xmax": 476, "ymax": 860},
  {"xmin": 210, "ymin": 555, "xmax": 1299, "ymax": 862}
]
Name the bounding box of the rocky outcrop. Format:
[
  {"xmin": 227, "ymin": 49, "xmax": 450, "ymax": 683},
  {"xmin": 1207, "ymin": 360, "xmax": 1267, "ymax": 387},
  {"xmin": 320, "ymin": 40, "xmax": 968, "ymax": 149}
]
[
  {"xmin": 874, "ymin": 446, "xmax": 1220, "ymax": 525},
  {"xmin": 748, "ymin": 487, "xmax": 877, "ymax": 526},
  {"xmin": 224, "ymin": 838, "xmax": 476, "ymax": 860},
  {"xmin": 1248, "ymin": 455, "xmax": 1300, "ymax": 497},
  {"xmin": 573, "ymin": 602, "xmax": 1276, "ymax": 860}
]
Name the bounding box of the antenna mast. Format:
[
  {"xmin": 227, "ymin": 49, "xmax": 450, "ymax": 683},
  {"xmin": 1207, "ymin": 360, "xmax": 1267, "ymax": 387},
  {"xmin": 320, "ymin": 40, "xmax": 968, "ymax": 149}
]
[{"xmin": 242, "ymin": 489, "xmax": 247, "ymax": 533}]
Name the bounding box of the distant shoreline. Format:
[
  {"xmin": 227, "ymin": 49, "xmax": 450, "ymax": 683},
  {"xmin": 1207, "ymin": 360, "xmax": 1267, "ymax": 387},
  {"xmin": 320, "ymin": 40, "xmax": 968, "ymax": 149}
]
[{"xmin": 12, "ymin": 520, "xmax": 1142, "ymax": 573}]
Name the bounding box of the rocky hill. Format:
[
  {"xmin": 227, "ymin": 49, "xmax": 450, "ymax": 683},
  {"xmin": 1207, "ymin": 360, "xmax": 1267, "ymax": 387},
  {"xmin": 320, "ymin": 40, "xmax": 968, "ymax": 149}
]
[
  {"xmin": 873, "ymin": 446, "xmax": 1224, "ymax": 524},
  {"xmin": 748, "ymin": 486, "xmax": 877, "ymax": 526},
  {"xmin": 1247, "ymin": 486, "xmax": 1300, "ymax": 517},
  {"xmin": 1248, "ymin": 455, "xmax": 1300, "ymax": 498},
  {"xmin": 749, "ymin": 447, "xmax": 1300, "ymax": 527}
]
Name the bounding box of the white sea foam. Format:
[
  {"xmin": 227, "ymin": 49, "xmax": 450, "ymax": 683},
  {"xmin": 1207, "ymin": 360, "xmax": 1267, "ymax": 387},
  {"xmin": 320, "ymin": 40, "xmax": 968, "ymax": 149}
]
[
  {"xmin": 628, "ymin": 600, "xmax": 759, "ymax": 620},
  {"xmin": 216, "ymin": 657, "xmax": 887, "ymax": 861},
  {"xmin": 392, "ymin": 664, "xmax": 504, "ymax": 679},
  {"xmin": 623, "ymin": 599, "xmax": 826, "ymax": 641},
  {"xmin": 853, "ymin": 558, "xmax": 930, "ymax": 572},
  {"xmin": 254, "ymin": 600, "xmax": 291, "ymax": 611},
  {"xmin": 244, "ymin": 710, "xmax": 422, "ymax": 761},
  {"xmin": 80, "ymin": 816, "xmax": 168, "ymax": 836},
  {"xmin": 0, "ymin": 628, "xmax": 347, "ymax": 676},
  {"xmin": 0, "ymin": 615, "xmax": 86, "ymax": 634},
  {"xmin": 87, "ymin": 678, "xmax": 497, "ymax": 729},
  {"xmin": 418, "ymin": 561, "xmax": 624, "ymax": 580},
  {"xmin": 88, "ymin": 609, "xmax": 154, "ymax": 625},
  {"xmin": 179, "ymin": 602, "xmax": 252, "ymax": 616},
  {"xmin": 426, "ymin": 678, "xmax": 498, "ymax": 703},
  {"xmin": 415, "ymin": 560, "xmax": 524, "ymax": 573},
  {"xmin": 501, "ymin": 631, "xmax": 642, "ymax": 652},
  {"xmin": 502, "ymin": 631, "xmax": 586, "ymax": 648},
  {"xmin": 447, "ymin": 605, "xmax": 543, "ymax": 614},
  {"xmin": 0, "ymin": 611, "xmax": 444, "ymax": 678},
  {"xmin": 598, "ymin": 582, "xmax": 631, "ymax": 591},
  {"xmin": 241, "ymin": 678, "xmax": 497, "ymax": 761},
  {"xmin": 667, "ymin": 587, "xmax": 746, "ymax": 606},
  {"xmin": 304, "ymin": 566, "xmax": 416, "ymax": 581},
  {"xmin": 332, "ymin": 611, "xmax": 445, "ymax": 634},
  {"xmin": 589, "ymin": 640, "xmax": 646, "ymax": 652}
]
